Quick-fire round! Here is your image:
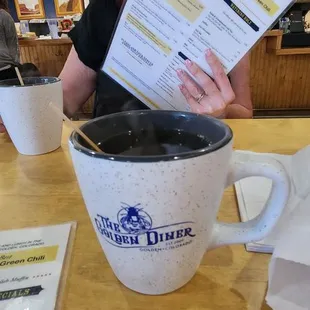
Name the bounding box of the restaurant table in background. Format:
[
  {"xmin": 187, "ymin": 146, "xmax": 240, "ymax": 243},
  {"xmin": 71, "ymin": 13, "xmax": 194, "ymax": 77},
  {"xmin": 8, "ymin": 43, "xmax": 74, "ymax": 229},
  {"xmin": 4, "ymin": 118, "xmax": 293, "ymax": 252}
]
[{"xmin": 1, "ymin": 119, "xmax": 310, "ymax": 310}]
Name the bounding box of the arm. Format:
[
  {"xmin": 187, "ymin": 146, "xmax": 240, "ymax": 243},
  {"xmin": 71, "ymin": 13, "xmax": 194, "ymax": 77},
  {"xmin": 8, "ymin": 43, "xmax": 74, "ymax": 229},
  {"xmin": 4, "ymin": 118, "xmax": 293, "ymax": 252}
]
[
  {"xmin": 59, "ymin": 46, "xmax": 97, "ymax": 117},
  {"xmin": 4, "ymin": 14, "xmax": 20, "ymax": 64},
  {"xmin": 61, "ymin": 0, "xmax": 119, "ymax": 117}
]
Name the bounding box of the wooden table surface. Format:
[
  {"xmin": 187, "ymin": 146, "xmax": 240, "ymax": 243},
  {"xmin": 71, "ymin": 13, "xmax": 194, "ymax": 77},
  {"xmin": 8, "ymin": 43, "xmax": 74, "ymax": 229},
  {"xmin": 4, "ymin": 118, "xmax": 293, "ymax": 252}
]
[{"xmin": 1, "ymin": 119, "xmax": 310, "ymax": 310}]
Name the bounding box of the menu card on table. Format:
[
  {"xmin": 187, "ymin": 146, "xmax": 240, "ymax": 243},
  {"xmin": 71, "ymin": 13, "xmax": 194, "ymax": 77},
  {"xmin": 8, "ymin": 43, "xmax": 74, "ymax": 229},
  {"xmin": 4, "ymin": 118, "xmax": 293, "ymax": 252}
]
[
  {"xmin": 0, "ymin": 223, "xmax": 76, "ymax": 310},
  {"xmin": 102, "ymin": 0, "xmax": 294, "ymax": 111}
]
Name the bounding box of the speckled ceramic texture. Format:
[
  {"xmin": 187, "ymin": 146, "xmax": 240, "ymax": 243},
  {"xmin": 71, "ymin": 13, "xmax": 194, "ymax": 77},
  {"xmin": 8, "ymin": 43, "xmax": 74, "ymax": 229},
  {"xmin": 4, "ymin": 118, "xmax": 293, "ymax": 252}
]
[
  {"xmin": 0, "ymin": 79, "xmax": 63, "ymax": 155},
  {"xmin": 69, "ymin": 137, "xmax": 290, "ymax": 295}
]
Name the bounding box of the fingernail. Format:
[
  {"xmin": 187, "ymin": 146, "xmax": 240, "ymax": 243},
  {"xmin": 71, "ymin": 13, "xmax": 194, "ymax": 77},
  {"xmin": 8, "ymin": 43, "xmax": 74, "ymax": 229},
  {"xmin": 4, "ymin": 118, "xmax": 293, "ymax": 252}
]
[
  {"xmin": 179, "ymin": 84, "xmax": 184, "ymax": 91},
  {"xmin": 185, "ymin": 59, "xmax": 193, "ymax": 67},
  {"xmin": 206, "ymin": 49, "xmax": 212, "ymax": 57},
  {"xmin": 177, "ymin": 69, "xmax": 184, "ymax": 76}
]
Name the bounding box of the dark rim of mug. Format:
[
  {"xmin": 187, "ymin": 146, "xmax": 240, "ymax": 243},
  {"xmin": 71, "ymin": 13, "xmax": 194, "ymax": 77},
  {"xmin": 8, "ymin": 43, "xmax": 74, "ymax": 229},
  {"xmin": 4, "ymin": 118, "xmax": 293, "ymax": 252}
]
[
  {"xmin": 0, "ymin": 77, "xmax": 61, "ymax": 87},
  {"xmin": 69, "ymin": 111, "xmax": 233, "ymax": 163}
]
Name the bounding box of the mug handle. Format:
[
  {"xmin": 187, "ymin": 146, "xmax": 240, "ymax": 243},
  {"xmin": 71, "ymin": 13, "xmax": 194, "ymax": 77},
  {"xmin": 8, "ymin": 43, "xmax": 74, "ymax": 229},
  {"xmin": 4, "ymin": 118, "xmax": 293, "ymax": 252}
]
[{"xmin": 209, "ymin": 151, "xmax": 290, "ymax": 250}]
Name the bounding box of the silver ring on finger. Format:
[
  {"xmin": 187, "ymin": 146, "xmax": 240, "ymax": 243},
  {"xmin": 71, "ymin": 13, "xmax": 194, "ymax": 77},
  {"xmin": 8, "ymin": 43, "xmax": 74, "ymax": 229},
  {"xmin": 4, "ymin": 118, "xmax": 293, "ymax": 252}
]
[{"xmin": 195, "ymin": 92, "xmax": 207, "ymax": 104}]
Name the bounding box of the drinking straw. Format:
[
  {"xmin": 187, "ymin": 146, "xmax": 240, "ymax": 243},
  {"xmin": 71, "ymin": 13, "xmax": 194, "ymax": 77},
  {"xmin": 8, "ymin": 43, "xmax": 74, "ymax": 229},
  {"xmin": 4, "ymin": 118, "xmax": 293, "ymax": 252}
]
[
  {"xmin": 49, "ymin": 102, "xmax": 103, "ymax": 153},
  {"xmin": 15, "ymin": 67, "xmax": 24, "ymax": 86}
]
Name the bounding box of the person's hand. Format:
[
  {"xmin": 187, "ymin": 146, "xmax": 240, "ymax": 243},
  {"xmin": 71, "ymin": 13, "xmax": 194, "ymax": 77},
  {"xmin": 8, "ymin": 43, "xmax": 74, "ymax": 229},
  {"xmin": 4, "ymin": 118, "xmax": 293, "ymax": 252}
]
[
  {"xmin": 177, "ymin": 49, "xmax": 236, "ymax": 118},
  {"xmin": 0, "ymin": 117, "xmax": 6, "ymax": 133}
]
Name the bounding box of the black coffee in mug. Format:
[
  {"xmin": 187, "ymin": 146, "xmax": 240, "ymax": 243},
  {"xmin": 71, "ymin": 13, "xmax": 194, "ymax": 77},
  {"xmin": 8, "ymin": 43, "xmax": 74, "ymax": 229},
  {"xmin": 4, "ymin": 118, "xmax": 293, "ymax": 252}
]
[
  {"xmin": 77, "ymin": 111, "xmax": 217, "ymax": 157},
  {"xmin": 98, "ymin": 128, "xmax": 213, "ymax": 156}
]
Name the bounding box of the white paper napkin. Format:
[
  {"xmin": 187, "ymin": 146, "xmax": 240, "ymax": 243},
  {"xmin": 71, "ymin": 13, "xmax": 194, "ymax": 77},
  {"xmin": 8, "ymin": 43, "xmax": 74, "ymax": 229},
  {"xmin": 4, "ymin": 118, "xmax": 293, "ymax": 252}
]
[{"xmin": 266, "ymin": 193, "xmax": 310, "ymax": 310}]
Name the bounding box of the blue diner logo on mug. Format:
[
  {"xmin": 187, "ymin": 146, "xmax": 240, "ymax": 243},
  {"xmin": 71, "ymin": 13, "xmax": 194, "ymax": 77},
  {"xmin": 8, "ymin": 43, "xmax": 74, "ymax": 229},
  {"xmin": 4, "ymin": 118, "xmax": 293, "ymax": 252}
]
[
  {"xmin": 95, "ymin": 202, "xmax": 196, "ymax": 251},
  {"xmin": 117, "ymin": 203, "xmax": 152, "ymax": 234}
]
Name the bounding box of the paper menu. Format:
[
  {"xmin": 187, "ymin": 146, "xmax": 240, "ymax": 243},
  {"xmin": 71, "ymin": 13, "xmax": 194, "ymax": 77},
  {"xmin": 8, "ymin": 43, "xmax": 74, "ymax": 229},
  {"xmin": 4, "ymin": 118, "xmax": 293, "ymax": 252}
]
[
  {"xmin": 102, "ymin": 0, "xmax": 294, "ymax": 111},
  {"xmin": 0, "ymin": 223, "xmax": 73, "ymax": 310}
]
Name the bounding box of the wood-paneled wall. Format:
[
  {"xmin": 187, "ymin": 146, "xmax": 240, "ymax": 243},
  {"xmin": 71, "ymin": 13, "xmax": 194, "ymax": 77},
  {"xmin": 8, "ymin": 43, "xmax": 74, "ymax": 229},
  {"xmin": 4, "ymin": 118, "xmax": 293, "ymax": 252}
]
[
  {"xmin": 19, "ymin": 39, "xmax": 94, "ymax": 117},
  {"xmin": 19, "ymin": 39, "xmax": 72, "ymax": 76},
  {"xmin": 250, "ymin": 38, "xmax": 310, "ymax": 113}
]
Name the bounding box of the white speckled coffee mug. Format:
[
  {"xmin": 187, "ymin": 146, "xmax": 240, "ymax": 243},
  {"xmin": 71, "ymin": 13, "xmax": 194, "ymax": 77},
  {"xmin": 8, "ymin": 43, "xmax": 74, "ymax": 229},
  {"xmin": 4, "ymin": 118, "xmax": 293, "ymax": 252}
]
[
  {"xmin": 0, "ymin": 77, "xmax": 63, "ymax": 155},
  {"xmin": 69, "ymin": 111, "xmax": 290, "ymax": 295}
]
